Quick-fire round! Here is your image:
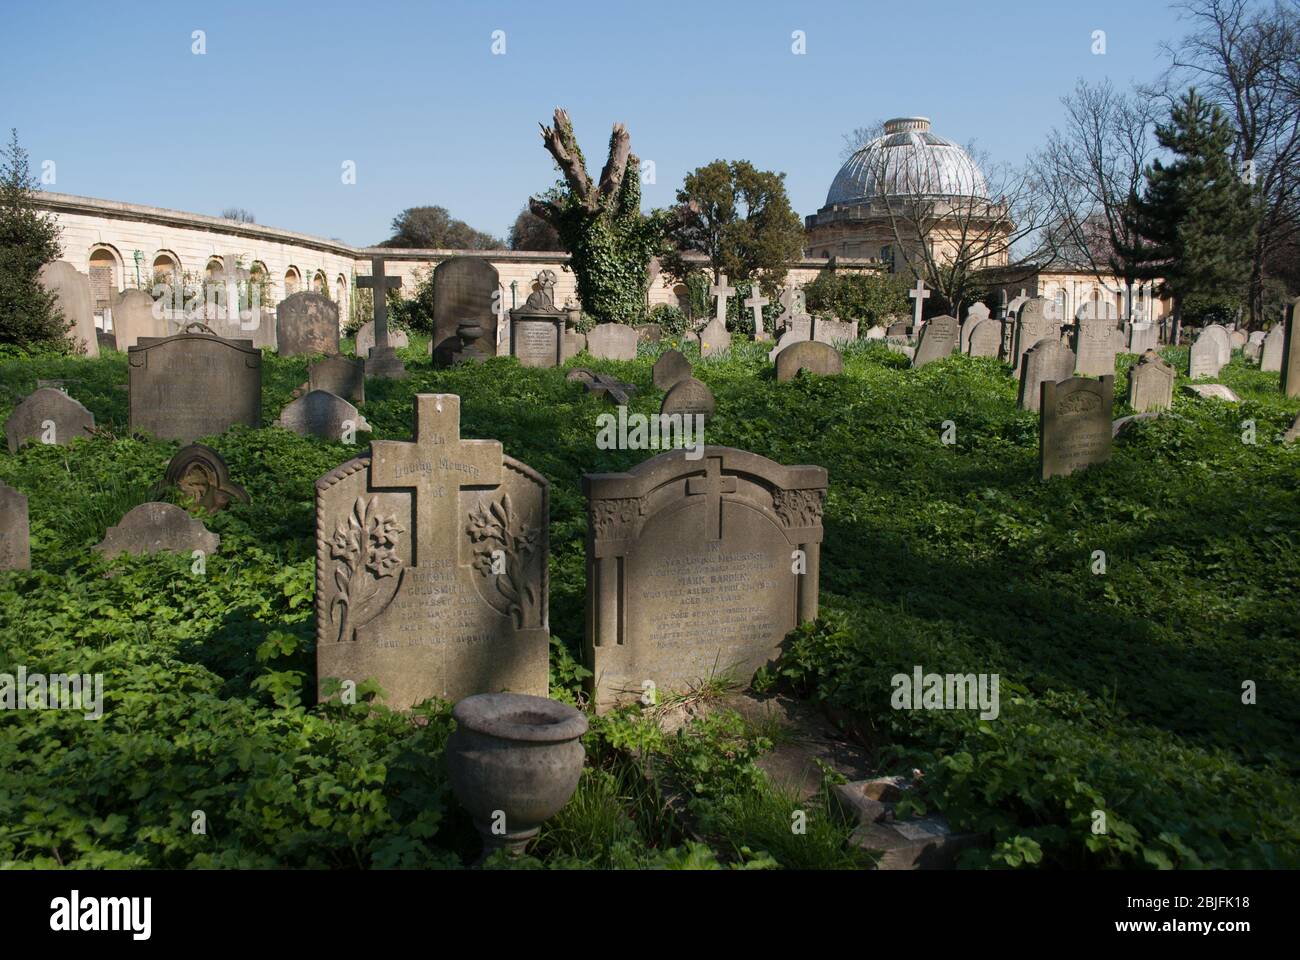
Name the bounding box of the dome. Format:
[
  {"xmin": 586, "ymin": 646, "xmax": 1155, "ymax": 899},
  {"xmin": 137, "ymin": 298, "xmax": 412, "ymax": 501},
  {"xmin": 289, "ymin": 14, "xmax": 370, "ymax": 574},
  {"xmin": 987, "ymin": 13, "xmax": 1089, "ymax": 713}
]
[{"xmin": 825, "ymin": 117, "xmax": 989, "ymax": 206}]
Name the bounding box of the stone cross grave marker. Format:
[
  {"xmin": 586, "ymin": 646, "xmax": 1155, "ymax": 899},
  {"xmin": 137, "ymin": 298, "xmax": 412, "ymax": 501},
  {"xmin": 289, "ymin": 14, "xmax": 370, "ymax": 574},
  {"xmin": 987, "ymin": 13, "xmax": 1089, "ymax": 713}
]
[
  {"xmin": 908, "ymin": 277, "xmax": 930, "ymax": 330},
  {"xmin": 744, "ymin": 287, "xmax": 770, "ymax": 341},
  {"xmin": 315, "ymin": 394, "xmax": 549, "ymax": 709},
  {"xmin": 709, "ymin": 273, "xmax": 736, "ymax": 323},
  {"xmin": 356, "ymin": 256, "xmax": 404, "ymax": 377}
]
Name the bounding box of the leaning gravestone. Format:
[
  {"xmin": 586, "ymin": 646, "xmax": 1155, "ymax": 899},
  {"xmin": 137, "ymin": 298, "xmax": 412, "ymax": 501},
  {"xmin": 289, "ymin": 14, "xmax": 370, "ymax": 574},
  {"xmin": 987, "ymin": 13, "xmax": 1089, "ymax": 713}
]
[
  {"xmin": 1011, "ymin": 299, "xmax": 1057, "ymax": 378},
  {"xmin": 1260, "ymin": 325, "xmax": 1284, "ymax": 372},
  {"xmin": 128, "ymin": 323, "xmax": 261, "ymax": 443},
  {"xmin": 432, "ymin": 257, "xmax": 500, "ymax": 365},
  {"xmin": 654, "ymin": 350, "xmax": 693, "ymax": 391},
  {"xmin": 95, "ymin": 502, "xmax": 220, "ymax": 559},
  {"xmin": 315, "ymin": 394, "xmax": 550, "ymax": 710},
  {"xmin": 699, "ymin": 316, "xmax": 731, "ymax": 358},
  {"xmin": 966, "ymin": 319, "xmax": 1001, "ymax": 358},
  {"xmin": 912, "ymin": 315, "xmax": 958, "ymax": 368},
  {"xmin": 0, "ymin": 482, "xmax": 30, "ymax": 570},
  {"xmin": 775, "ymin": 340, "xmax": 843, "ymax": 382},
  {"xmin": 308, "ymin": 356, "xmax": 365, "ymax": 405},
  {"xmin": 277, "ymin": 292, "xmax": 340, "ymax": 357},
  {"xmin": 1185, "ymin": 383, "xmax": 1241, "ymax": 403},
  {"xmin": 1281, "ymin": 299, "xmax": 1300, "ymax": 397},
  {"xmin": 660, "ymin": 377, "xmax": 715, "ymax": 425},
  {"xmin": 39, "ymin": 261, "xmax": 98, "ymax": 358},
  {"xmin": 583, "ymin": 447, "xmax": 827, "ymax": 712},
  {"xmin": 1127, "ymin": 350, "xmax": 1175, "ymax": 413},
  {"xmin": 275, "ymin": 390, "xmax": 371, "ymax": 440},
  {"xmin": 586, "ymin": 323, "xmax": 639, "ymax": 361},
  {"xmin": 567, "ymin": 369, "xmax": 635, "ymax": 406},
  {"xmin": 354, "ymin": 320, "xmax": 409, "ymax": 358},
  {"xmin": 1189, "ymin": 326, "xmax": 1227, "ymax": 379},
  {"xmin": 110, "ymin": 289, "xmax": 168, "ymax": 350},
  {"xmin": 1018, "ymin": 338, "xmax": 1076, "ymax": 413},
  {"xmin": 5, "ymin": 387, "xmax": 95, "ymax": 453},
  {"xmin": 1039, "ymin": 376, "xmax": 1115, "ymax": 480},
  {"xmin": 1074, "ymin": 315, "xmax": 1119, "ymax": 377},
  {"xmin": 162, "ymin": 443, "xmax": 249, "ymax": 512}
]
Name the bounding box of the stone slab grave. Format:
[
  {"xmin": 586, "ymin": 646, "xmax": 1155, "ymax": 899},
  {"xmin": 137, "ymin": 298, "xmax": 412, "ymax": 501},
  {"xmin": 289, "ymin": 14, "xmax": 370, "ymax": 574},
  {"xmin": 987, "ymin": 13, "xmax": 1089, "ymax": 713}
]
[
  {"xmin": 1039, "ymin": 376, "xmax": 1114, "ymax": 480},
  {"xmin": 1184, "ymin": 383, "xmax": 1241, "ymax": 403},
  {"xmin": 583, "ymin": 447, "xmax": 827, "ymax": 712},
  {"xmin": 1074, "ymin": 315, "xmax": 1119, "ymax": 377},
  {"xmin": 812, "ymin": 317, "xmax": 858, "ymax": 346},
  {"xmin": 1189, "ymin": 325, "xmax": 1230, "ymax": 379},
  {"xmin": 315, "ymin": 394, "xmax": 550, "ymax": 709},
  {"xmin": 0, "ymin": 481, "xmax": 30, "ymax": 570},
  {"xmin": 586, "ymin": 323, "xmax": 639, "ymax": 361},
  {"xmin": 354, "ymin": 321, "xmax": 410, "ymax": 358},
  {"xmin": 912, "ymin": 315, "xmax": 958, "ymax": 368},
  {"xmin": 775, "ymin": 340, "xmax": 843, "ymax": 382},
  {"xmin": 509, "ymin": 270, "xmax": 583, "ymax": 368},
  {"xmin": 355, "ymin": 256, "xmax": 406, "ymax": 378},
  {"xmin": 128, "ymin": 323, "xmax": 261, "ymax": 443},
  {"xmin": 958, "ymin": 302, "xmax": 991, "ymax": 352},
  {"xmin": 1127, "ymin": 350, "xmax": 1175, "ymax": 413},
  {"xmin": 309, "ymin": 355, "xmax": 365, "ymax": 405},
  {"xmin": 110, "ymin": 289, "xmax": 168, "ymax": 350},
  {"xmin": 1112, "ymin": 412, "xmax": 1162, "ymax": 438},
  {"xmin": 276, "ymin": 291, "xmax": 340, "ymax": 357},
  {"xmin": 699, "ymin": 316, "xmax": 731, "ymax": 358},
  {"xmin": 660, "ymin": 376, "xmax": 716, "ymax": 424},
  {"xmin": 1011, "ymin": 299, "xmax": 1058, "ymax": 379},
  {"xmin": 966, "ymin": 319, "xmax": 1001, "ymax": 358},
  {"xmin": 1126, "ymin": 321, "xmax": 1158, "ymax": 354},
  {"xmin": 635, "ymin": 323, "xmax": 663, "ymax": 344},
  {"xmin": 38, "ymin": 261, "xmax": 98, "ymax": 358},
  {"xmin": 162, "ymin": 443, "xmax": 249, "ymax": 512},
  {"xmin": 653, "ymin": 350, "xmax": 693, "ymax": 391},
  {"xmin": 5, "ymin": 387, "xmax": 95, "ymax": 453},
  {"xmin": 432, "ymin": 256, "xmax": 500, "ymax": 365},
  {"xmin": 567, "ymin": 368, "xmax": 635, "ymax": 406},
  {"xmin": 1282, "ymin": 299, "xmax": 1300, "ymax": 398},
  {"xmin": 1017, "ymin": 338, "xmax": 1077, "ymax": 413},
  {"xmin": 94, "ymin": 502, "xmax": 220, "ymax": 559},
  {"xmin": 1260, "ymin": 324, "xmax": 1284, "ymax": 372},
  {"xmin": 275, "ymin": 389, "xmax": 372, "ymax": 440}
]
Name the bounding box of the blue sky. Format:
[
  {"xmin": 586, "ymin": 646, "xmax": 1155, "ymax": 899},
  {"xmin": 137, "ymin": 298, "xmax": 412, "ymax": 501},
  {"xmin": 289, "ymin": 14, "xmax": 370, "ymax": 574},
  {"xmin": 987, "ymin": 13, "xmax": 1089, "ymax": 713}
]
[{"xmin": 1, "ymin": 0, "xmax": 1187, "ymax": 246}]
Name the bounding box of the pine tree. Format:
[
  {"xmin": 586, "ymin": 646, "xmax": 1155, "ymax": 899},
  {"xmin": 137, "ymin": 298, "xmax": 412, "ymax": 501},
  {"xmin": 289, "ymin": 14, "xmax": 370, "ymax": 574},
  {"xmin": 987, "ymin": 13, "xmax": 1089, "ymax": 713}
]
[
  {"xmin": 0, "ymin": 129, "xmax": 67, "ymax": 348},
  {"xmin": 1119, "ymin": 90, "xmax": 1257, "ymax": 342}
]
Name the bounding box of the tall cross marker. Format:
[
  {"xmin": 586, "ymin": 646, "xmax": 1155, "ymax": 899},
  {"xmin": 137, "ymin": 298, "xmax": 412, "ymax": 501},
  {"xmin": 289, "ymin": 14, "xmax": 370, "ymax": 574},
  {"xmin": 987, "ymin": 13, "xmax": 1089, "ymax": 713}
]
[
  {"xmin": 355, "ymin": 256, "xmax": 402, "ymax": 353},
  {"xmin": 744, "ymin": 286, "xmax": 770, "ymax": 341},
  {"xmin": 709, "ymin": 273, "xmax": 736, "ymax": 322},
  {"xmin": 686, "ymin": 456, "xmax": 737, "ymax": 541},
  {"xmin": 908, "ymin": 277, "xmax": 930, "ymax": 330},
  {"xmin": 370, "ymin": 394, "xmax": 502, "ymax": 567}
]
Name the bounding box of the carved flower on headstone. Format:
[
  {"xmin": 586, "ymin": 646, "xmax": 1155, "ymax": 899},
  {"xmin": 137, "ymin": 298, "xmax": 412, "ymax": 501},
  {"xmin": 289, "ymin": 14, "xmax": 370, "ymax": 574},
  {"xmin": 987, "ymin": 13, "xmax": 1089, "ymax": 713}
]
[
  {"xmin": 466, "ymin": 494, "xmax": 539, "ymax": 628},
  {"xmin": 330, "ymin": 496, "xmax": 405, "ymax": 643}
]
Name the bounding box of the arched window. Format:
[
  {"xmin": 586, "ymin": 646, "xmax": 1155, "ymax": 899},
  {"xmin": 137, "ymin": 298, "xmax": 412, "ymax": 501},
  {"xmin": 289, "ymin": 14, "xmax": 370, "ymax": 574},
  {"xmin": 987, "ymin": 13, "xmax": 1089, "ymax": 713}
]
[
  {"xmin": 88, "ymin": 246, "xmax": 122, "ymax": 318},
  {"xmin": 313, "ymin": 271, "xmax": 327, "ymax": 294},
  {"xmin": 335, "ymin": 274, "xmax": 347, "ymax": 308},
  {"xmin": 284, "ymin": 267, "xmax": 301, "ymax": 297}
]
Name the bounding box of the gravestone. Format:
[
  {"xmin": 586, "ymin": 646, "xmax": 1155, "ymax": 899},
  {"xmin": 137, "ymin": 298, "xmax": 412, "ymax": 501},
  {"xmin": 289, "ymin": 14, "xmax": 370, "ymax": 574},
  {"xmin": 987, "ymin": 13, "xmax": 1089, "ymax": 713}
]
[
  {"xmin": 276, "ymin": 390, "xmax": 372, "ymax": 440},
  {"xmin": 959, "ymin": 303, "xmax": 991, "ymax": 352},
  {"xmin": 5, "ymin": 387, "xmax": 96, "ymax": 453},
  {"xmin": 1281, "ymin": 300, "xmax": 1300, "ymax": 397},
  {"xmin": 744, "ymin": 287, "xmax": 770, "ymax": 341},
  {"xmin": 813, "ymin": 317, "xmax": 858, "ymax": 345},
  {"xmin": 568, "ymin": 369, "xmax": 634, "ymax": 406},
  {"xmin": 432, "ymin": 257, "xmax": 500, "ymax": 366},
  {"xmin": 1126, "ymin": 321, "xmax": 1158, "ymax": 354},
  {"xmin": 276, "ymin": 291, "xmax": 340, "ymax": 357},
  {"xmin": 1018, "ymin": 338, "xmax": 1076, "ymax": 412},
  {"xmin": 0, "ymin": 482, "xmax": 30, "ymax": 570},
  {"xmin": 128, "ymin": 323, "xmax": 261, "ymax": 443},
  {"xmin": 653, "ymin": 350, "xmax": 693, "ymax": 391},
  {"xmin": 1260, "ymin": 325, "xmax": 1284, "ymax": 372},
  {"xmin": 912, "ymin": 315, "xmax": 958, "ymax": 368},
  {"xmin": 636, "ymin": 323, "xmax": 663, "ymax": 344},
  {"xmin": 1184, "ymin": 383, "xmax": 1241, "ymax": 403},
  {"xmin": 1074, "ymin": 315, "xmax": 1119, "ymax": 377},
  {"xmin": 907, "ymin": 277, "xmax": 930, "ymax": 330},
  {"xmin": 309, "ymin": 356, "xmax": 365, "ymax": 405},
  {"xmin": 1011, "ymin": 299, "xmax": 1058, "ymax": 379},
  {"xmin": 709, "ymin": 274, "xmax": 736, "ymax": 323},
  {"xmin": 162, "ymin": 443, "xmax": 249, "ymax": 512},
  {"xmin": 509, "ymin": 271, "xmax": 571, "ymax": 368},
  {"xmin": 778, "ymin": 286, "xmax": 812, "ymax": 337},
  {"xmin": 660, "ymin": 377, "xmax": 715, "ymax": 424},
  {"xmin": 1127, "ymin": 350, "xmax": 1175, "ymax": 413},
  {"xmin": 315, "ymin": 394, "xmax": 549, "ymax": 709},
  {"xmin": 1112, "ymin": 412, "xmax": 1162, "ymax": 438},
  {"xmin": 356, "ymin": 256, "xmax": 405, "ymax": 378},
  {"xmin": 586, "ymin": 323, "xmax": 639, "ymax": 361},
  {"xmin": 966, "ymin": 319, "xmax": 1001, "ymax": 357},
  {"xmin": 583, "ymin": 446, "xmax": 827, "ymax": 711},
  {"xmin": 1189, "ymin": 326, "xmax": 1227, "ymax": 379},
  {"xmin": 1283, "ymin": 411, "xmax": 1300, "ymax": 444},
  {"xmin": 699, "ymin": 316, "xmax": 731, "ymax": 358},
  {"xmin": 95, "ymin": 502, "xmax": 220, "ymax": 559},
  {"xmin": 1039, "ymin": 376, "xmax": 1114, "ymax": 480},
  {"xmin": 775, "ymin": 340, "xmax": 843, "ymax": 382},
  {"xmin": 110, "ymin": 289, "xmax": 168, "ymax": 350},
  {"xmin": 767, "ymin": 329, "xmax": 805, "ymax": 362},
  {"xmin": 38, "ymin": 261, "xmax": 98, "ymax": 358},
  {"xmin": 354, "ymin": 321, "xmax": 409, "ymax": 358},
  {"xmin": 886, "ymin": 321, "xmax": 909, "ymax": 338},
  {"xmin": 1230, "ymin": 330, "xmax": 1247, "ymax": 350}
]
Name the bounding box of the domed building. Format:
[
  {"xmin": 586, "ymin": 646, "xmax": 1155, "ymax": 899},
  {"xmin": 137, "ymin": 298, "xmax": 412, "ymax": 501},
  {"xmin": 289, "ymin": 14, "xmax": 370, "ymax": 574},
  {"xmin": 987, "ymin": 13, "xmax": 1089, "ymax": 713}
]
[{"xmin": 804, "ymin": 117, "xmax": 1011, "ymax": 271}]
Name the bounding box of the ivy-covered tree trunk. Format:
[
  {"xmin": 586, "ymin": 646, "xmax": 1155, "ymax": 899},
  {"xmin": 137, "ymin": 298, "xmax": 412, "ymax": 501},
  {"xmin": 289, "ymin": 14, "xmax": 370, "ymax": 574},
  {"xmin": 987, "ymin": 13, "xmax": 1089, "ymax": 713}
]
[{"xmin": 528, "ymin": 109, "xmax": 664, "ymax": 323}]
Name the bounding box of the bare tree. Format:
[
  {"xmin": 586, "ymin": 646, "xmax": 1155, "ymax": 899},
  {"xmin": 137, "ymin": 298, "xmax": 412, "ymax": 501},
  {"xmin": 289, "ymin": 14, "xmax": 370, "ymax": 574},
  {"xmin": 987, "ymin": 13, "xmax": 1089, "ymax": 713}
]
[{"xmin": 221, "ymin": 207, "xmax": 255, "ymax": 224}]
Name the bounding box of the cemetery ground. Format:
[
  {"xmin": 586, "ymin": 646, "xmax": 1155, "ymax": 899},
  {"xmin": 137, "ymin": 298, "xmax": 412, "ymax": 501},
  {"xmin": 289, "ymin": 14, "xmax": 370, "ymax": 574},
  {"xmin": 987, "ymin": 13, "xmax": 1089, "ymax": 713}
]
[{"xmin": 1, "ymin": 336, "xmax": 1297, "ymax": 871}]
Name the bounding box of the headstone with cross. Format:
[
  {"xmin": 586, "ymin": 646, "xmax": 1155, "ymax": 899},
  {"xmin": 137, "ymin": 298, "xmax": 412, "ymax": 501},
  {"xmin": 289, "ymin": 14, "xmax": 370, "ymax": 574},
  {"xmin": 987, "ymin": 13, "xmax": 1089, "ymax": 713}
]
[
  {"xmin": 356, "ymin": 256, "xmax": 405, "ymax": 378},
  {"xmin": 709, "ymin": 273, "xmax": 736, "ymax": 323},
  {"xmin": 583, "ymin": 445, "xmax": 827, "ymax": 712},
  {"xmin": 908, "ymin": 277, "xmax": 930, "ymax": 331},
  {"xmin": 744, "ymin": 287, "xmax": 770, "ymax": 341},
  {"xmin": 315, "ymin": 393, "xmax": 550, "ymax": 709}
]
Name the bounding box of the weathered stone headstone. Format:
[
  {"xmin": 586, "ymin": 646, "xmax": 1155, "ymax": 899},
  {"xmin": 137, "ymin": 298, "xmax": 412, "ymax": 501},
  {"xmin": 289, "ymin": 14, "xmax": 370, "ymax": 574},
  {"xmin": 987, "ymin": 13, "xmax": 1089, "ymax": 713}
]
[
  {"xmin": 0, "ymin": 482, "xmax": 30, "ymax": 571},
  {"xmin": 586, "ymin": 323, "xmax": 639, "ymax": 361},
  {"xmin": 653, "ymin": 350, "xmax": 693, "ymax": 391},
  {"xmin": 812, "ymin": 317, "xmax": 858, "ymax": 345},
  {"xmin": 432, "ymin": 257, "xmax": 500, "ymax": 365},
  {"xmin": 583, "ymin": 447, "xmax": 826, "ymax": 711},
  {"xmin": 128, "ymin": 323, "xmax": 261, "ymax": 443},
  {"xmin": 1283, "ymin": 411, "xmax": 1300, "ymax": 444},
  {"xmin": 1260, "ymin": 324, "xmax": 1284, "ymax": 372},
  {"xmin": 1127, "ymin": 350, "xmax": 1175, "ymax": 413},
  {"xmin": 162, "ymin": 443, "xmax": 249, "ymax": 512},
  {"xmin": 276, "ymin": 292, "xmax": 340, "ymax": 357},
  {"xmin": 966, "ymin": 319, "xmax": 1000, "ymax": 357},
  {"xmin": 1018, "ymin": 338, "xmax": 1076, "ymax": 412},
  {"xmin": 1281, "ymin": 299, "xmax": 1300, "ymax": 397},
  {"xmin": 509, "ymin": 271, "xmax": 570, "ymax": 368},
  {"xmin": 354, "ymin": 320, "xmax": 409, "ymax": 358},
  {"xmin": 275, "ymin": 390, "xmax": 371, "ymax": 440},
  {"xmin": 5, "ymin": 387, "xmax": 95, "ymax": 453},
  {"xmin": 315, "ymin": 394, "xmax": 549, "ymax": 709},
  {"xmin": 775, "ymin": 340, "xmax": 843, "ymax": 382},
  {"xmin": 110, "ymin": 289, "xmax": 168, "ymax": 350},
  {"xmin": 886, "ymin": 320, "xmax": 909, "ymax": 338},
  {"xmin": 699, "ymin": 316, "xmax": 731, "ymax": 358},
  {"xmin": 1229, "ymin": 330, "xmax": 1247, "ymax": 350},
  {"xmin": 912, "ymin": 315, "xmax": 958, "ymax": 368},
  {"xmin": 1039, "ymin": 376, "xmax": 1114, "ymax": 480},
  {"xmin": 38, "ymin": 261, "xmax": 98, "ymax": 358},
  {"xmin": 1074, "ymin": 315, "xmax": 1119, "ymax": 377},
  {"xmin": 1184, "ymin": 383, "xmax": 1241, "ymax": 403},
  {"xmin": 959, "ymin": 303, "xmax": 991, "ymax": 352},
  {"xmin": 95, "ymin": 502, "xmax": 220, "ymax": 559},
  {"xmin": 1189, "ymin": 326, "xmax": 1228, "ymax": 379},
  {"xmin": 1011, "ymin": 299, "xmax": 1058, "ymax": 379},
  {"xmin": 636, "ymin": 323, "xmax": 663, "ymax": 344},
  {"xmin": 309, "ymin": 356, "xmax": 365, "ymax": 405},
  {"xmin": 660, "ymin": 377, "xmax": 715, "ymax": 424},
  {"xmin": 1126, "ymin": 321, "xmax": 1158, "ymax": 354}
]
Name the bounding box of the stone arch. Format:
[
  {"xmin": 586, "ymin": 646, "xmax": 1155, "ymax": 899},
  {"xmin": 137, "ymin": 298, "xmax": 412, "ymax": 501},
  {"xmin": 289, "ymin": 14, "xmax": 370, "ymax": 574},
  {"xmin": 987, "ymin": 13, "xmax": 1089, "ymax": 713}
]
[
  {"xmin": 284, "ymin": 266, "xmax": 301, "ymax": 297},
  {"xmin": 151, "ymin": 250, "xmax": 181, "ymax": 288},
  {"xmin": 312, "ymin": 270, "xmax": 328, "ymax": 294},
  {"xmin": 672, "ymin": 283, "xmax": 689, "ymax": 312},
  {"xmin": 88, "ymin": 244, "xmax": 122, "ymax": 317},
  {"xmin": 205, "ymin": 256, "xmax": 225, "ymax": 281},
  {"xmin": 335, "ymin": 273, "xmax": 347, "ymax": 308}
]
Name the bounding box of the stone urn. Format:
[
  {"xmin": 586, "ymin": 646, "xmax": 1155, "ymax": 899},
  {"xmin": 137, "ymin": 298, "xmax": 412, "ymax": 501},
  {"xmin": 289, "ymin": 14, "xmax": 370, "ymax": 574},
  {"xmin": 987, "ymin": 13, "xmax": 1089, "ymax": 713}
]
[{"xmin": 446, "ymin": 693, "xmax": 588, "ymax": 858}]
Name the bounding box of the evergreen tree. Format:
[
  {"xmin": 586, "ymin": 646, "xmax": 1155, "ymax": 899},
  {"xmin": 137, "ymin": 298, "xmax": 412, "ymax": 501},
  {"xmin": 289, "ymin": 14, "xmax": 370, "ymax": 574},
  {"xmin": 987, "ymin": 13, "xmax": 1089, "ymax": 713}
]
[
  {"xmin": 1119, "ymin": 90, "xmax": 1257, "ymax": 341},
  {"xmin": 0, "ymin": 129, "xmax": 67, "ymax": 348}
]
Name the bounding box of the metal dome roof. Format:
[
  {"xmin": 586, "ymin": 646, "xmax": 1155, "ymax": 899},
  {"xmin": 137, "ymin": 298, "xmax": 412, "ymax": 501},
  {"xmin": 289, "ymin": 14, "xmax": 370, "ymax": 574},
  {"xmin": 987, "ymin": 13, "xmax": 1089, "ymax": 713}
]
[{"xmin": 826, "ymin": 117, "xmax": 990, "ymax": 206}]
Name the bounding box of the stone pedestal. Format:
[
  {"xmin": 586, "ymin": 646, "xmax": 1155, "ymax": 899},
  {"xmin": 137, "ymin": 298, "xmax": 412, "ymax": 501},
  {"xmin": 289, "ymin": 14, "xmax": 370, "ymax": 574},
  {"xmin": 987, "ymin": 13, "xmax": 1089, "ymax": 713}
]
[{"xmin": 365, "ymin": 345, "xmax": 407, "ymax": 380}]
